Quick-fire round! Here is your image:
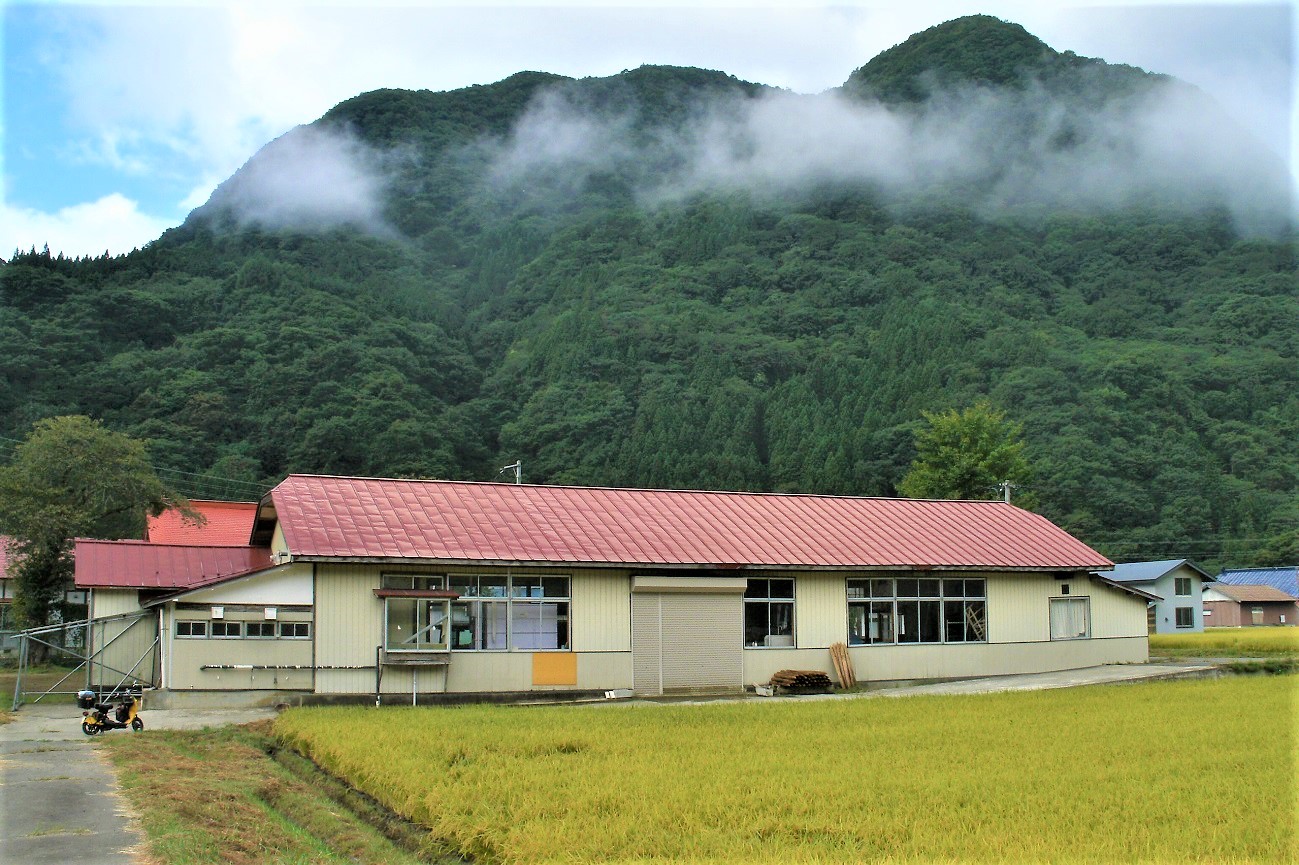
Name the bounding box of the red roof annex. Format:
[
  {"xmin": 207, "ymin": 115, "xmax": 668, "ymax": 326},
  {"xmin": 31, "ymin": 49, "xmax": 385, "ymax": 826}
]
[
  {"xmin": 145, "ymin": 500, "xmax": 257, "ymax": 546},
  {"xmin": 74, "ymin": 540, "xmax": 272, "ymax": 589},
  {"xmin": 266, "ymin": 475, "xmax": 1112, "ymax": 571}
]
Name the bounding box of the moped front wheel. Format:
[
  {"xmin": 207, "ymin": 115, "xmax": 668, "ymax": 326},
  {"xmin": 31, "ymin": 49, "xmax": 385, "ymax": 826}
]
[
  {"xmin": 130, "ymin": 718, "xmax": 144, "ymax": 732},
  {"xmin": 82, "ymin": 720, "xmax": 100, "ymax": 736}
]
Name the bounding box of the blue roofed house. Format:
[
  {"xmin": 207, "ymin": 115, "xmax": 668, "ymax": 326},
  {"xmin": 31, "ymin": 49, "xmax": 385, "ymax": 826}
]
[
  {"xmin": 1214, "ymin": 566, "xmax": 1299, "ymax": 600},
  {"xmin": 1100, "ymin": 559, "xmax": 1212, "ymax": 633}
]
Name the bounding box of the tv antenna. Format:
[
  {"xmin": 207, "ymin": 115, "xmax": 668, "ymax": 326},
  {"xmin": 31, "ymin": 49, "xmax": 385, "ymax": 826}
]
[{"xmin": 499, "ymin": 460, "xmax": 522, "ymax": 484}]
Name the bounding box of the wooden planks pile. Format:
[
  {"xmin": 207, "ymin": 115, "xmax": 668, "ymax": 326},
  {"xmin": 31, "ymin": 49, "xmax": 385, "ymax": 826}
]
[
  {"xmin": 829, "ymin": 642, "xmax": 856, "ymax": 688},
  {"xmin": 769, "ymin": 669, "xmax": 833, "ymax": 691}
]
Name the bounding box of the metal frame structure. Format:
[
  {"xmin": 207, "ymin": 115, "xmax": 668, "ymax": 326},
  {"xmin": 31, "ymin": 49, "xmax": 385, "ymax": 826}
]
[{"xmin": 10, "ymin": 610, "xmax": 158, "ymax": 710}]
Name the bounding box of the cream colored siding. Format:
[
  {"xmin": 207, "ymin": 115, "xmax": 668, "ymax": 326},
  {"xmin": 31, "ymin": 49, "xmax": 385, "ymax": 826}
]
[
  {"xmin": 314, "ymin": 563, "xmax": 381, "ymax": 695},
  {"xmin": 570, "ymin": 568, "xmax": 631, "ymax": 652},
  {"xmin": 794, "ymin": 572, "xmax": 849, "ymax": 648},
  {"xmin": 90, "ymin": 588, "xmax": 144, "ymax": 618},
  {"xmin": 314, "ymin": 563, "xmax": 634, "ymax": 694},
  {"xmin": 88, "ymin": 589, "xmax": 158, "ymax": 689},
  {"xmin": 986, "ymin": 573, "xmax": 1052, "ymax": 643},
  {"xmin": 1088, "ymin": 580, "xmax": 1150, "ymax": 638},
  {"xmin": 168, "ymin": 623, "xmax": 313, "ymax": 691},
  {"xmin": 271, "ymin": 523, "xmax": 289, "ymax": 558}
]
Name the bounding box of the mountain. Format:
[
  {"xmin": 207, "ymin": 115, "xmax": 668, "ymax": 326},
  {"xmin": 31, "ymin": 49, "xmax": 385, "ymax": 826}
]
[{"xmin": 2, "ymin": 15, "xmax": 1296, "ymax": 571}]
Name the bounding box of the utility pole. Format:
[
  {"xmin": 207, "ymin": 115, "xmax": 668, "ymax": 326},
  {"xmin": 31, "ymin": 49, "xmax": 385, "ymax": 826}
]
[
  {"xmin": 499, "ymin": 461, "xmax": 522, "ymax": 484},
  {"xmin": 998, "ymin": 480, "xmax": 1015, "ymax": 503}
]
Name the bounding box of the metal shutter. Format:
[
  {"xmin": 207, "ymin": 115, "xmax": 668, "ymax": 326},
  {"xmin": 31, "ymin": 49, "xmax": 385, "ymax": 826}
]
[{"xmin": 632, "ymin": 592, "xmax": 743, "ymax": 694}]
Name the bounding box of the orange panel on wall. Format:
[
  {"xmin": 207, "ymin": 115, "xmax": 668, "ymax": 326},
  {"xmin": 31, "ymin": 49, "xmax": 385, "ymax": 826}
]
[{"xmin": 532, "ymin": 652, "xmax": 577, "ymax": 686}]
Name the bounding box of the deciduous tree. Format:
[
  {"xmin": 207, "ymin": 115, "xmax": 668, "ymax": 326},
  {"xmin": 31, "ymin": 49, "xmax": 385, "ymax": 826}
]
[
  {"xmin": 898, "ymin": 402, "xmax": 1036, "ymax": 506},
  {"xmin": 0, "ymin": 416, "xmax": 190, "ymax": 635}
]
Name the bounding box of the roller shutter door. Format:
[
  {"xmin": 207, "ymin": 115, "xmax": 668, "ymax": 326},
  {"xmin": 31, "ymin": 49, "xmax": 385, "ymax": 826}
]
[{"xmin": 631, "ymin": 592, "xmax": 743, "ymax": 694}]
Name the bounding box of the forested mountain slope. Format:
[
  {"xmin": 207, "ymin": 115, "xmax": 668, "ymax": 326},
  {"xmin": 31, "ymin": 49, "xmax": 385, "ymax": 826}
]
[{"xmin": 2, "ymin": 16, "xmax": 1295, "ymax": 570}]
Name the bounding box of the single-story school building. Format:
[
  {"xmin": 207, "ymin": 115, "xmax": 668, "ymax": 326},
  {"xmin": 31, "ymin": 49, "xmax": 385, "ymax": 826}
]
[{"xmin": 75, "ymin": 475, "xmax": 1152, "ymax": 702}]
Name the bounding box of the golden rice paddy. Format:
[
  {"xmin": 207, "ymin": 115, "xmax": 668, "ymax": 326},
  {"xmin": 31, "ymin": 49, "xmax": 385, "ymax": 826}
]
[
  {"xmin": 1150, "ymin": 626, "xmax": 1299, "ymax": 657},
  {"xmin": 276, "ymin": 676, "xmax": 1296, "ymax": 863}
]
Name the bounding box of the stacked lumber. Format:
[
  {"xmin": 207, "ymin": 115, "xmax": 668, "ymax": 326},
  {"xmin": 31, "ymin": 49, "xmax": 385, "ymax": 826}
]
[
  {"xmin": 769, "ymin": 669, "xmax": 833, "ymax": 691},
  {"xmin": 829, "ymin": 642, "xmax": 856, "ymax": 688}
]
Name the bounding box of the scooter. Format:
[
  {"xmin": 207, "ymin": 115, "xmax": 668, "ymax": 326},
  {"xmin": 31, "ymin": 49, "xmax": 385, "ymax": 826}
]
[{"xmin": 77, "ymin": 687, "xmax": 144, "ymax": 735}]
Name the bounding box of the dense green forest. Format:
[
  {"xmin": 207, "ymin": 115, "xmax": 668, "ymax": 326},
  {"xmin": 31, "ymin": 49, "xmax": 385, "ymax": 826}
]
[{"xmin": 2, "ymin": 16, "xmax": 1295, "ymax": 571}]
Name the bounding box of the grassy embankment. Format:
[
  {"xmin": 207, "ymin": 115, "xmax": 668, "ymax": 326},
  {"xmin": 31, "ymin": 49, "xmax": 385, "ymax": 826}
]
[
  {"xmin": 1150, "ymin": 626, "xmax": 1299, "ymax": 660},
  {"xmin": 275, "ymin": 676, "xmax": 1296, "ymax": 864},
  {"xmin": 104, "ymin": 722, "xmax": 456, "ymax": 865}
]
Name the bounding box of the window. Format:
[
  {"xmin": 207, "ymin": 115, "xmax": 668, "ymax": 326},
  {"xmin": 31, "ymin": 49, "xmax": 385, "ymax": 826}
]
[
  {"xmin": 280, "ymin": 622, "xmax": 311, "ymax": 639},
  {"xmin": 745, "ymin": 579, "xmax": 795, "ymax": 647},
  {"xmin": 848, "ymin": 578, "xmax": 985, "ymax": 645},
  {"xmin": 509, "ymin": 576, "xmax": 570, "ymax": 650},
  {"xmin": 386, "ymin": 598, "xmax": 449, "ymax": 651},
  {"xmin": 211, "ymin": 620, "xmax": 242, "ymax": 638},
  {"xmin": 245, "ymin": 621, "xmax": 277, "ymax": 638},
  {"xmin": 1175, "ymin": 577, "xmax": 1192, "ymax": 596},
  {"xmin": 1050, "ymin": 597, "xmax": 1090, "ymax": 640},
  {"xmin": 176, "ymin": 620, "xmax": 207, "ymax": 638},
  {"xmin": 1174, "ymin": 607, "xmax": 1194, "ymax": 628},
  {"xmin": 386, "ymin": 574, "xmax": 569, "ymax": 652}
]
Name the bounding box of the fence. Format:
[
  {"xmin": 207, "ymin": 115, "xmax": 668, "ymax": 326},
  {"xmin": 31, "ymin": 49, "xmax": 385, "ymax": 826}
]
[{"xmin": 10, "ymin": 610, "xmax": 159, "ymax": 710}]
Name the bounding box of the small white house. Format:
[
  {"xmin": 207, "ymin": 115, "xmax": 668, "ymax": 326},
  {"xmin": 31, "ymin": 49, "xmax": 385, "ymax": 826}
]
[{"xmin": 1101, "ymin": 559, "xmax": 1211, "ymax": 633}]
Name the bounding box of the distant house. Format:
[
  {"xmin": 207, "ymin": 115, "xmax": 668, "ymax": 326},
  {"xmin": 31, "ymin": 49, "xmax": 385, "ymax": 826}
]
[
  {"xmin": 74, "ymin": 476, "xmax": 1153, "ymax": 704},
  {"xmin": 0, "ymin": 538, "xmax": 14, "ymax": 653},
  {"xmin": 1214, "ymin": 566, "xmax": 1299, "ymax": 602},
  {"xmin": 145, "ymin": 499, "xmax": 258, "ymax": 546},
  {"xmin": 1202, "ymin": 583, "xmax": 1297, "ymax": 627},
  {"xmin": 1101, "ymin": 559, "xmax": 1212, "ymax": 633}
]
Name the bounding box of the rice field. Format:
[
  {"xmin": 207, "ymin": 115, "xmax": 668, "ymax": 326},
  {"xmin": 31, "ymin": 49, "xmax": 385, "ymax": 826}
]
[
  {"xmin": 275, "ymin": 676, "xmax": 1297, "ymax": 864},
  {"xmin": 1150, "ymin": 626, "xmax": 1299, "ymax": 657}
]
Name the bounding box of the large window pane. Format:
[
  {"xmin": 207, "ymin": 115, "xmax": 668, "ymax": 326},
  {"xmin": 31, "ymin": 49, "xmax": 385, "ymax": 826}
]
[
  {"xmin": 386, "ymin": 598, "xmax": 448, "ymax": 651},
  {"xmin": 870, "ymin": 579, "xmax": 893, "ymax": 598},
  {"xmin": 869, "ymin": 601, "xmax": 894, "ymax": 644},
  {"xmin": 847, "ymin": 580, "xmax": 869, "ymax": 600},
  {"xmin": 848, "ymin": 604, "xmax": 868, "ymax": 645},
  {"xmin": 896, "ymin": 579, "xmax": 919, "ymax": 598},
  {"xmin": 769, "ymin": 579, "xmax": 795, "ymax": 599},
  {"xmin": 897, "ymin": 600, "xmax": 920, "ymax": 643},
  {"xmin": 945, "ymin": 600, "xmax": 967, "ymax": 643},
  {"xmin": 919, "ymin": 600, "xmax": 941, "ymax": 642},
  {"xmin": 918, "ymin": 579, "xmax": 941, "ymax": 598},
  {"xmin": 511, "ymin": 601, "xmax": 569, "ymax": 650}
]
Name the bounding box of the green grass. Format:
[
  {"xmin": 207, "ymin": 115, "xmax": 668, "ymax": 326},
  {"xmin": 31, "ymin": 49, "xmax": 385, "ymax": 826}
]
[
  {"xmin": 276, "ymin": 676, "xmax": 1298, "ymax": 864},
  {"xmin": 103, "ymin": 721, "xmax": 445, "ymax": 865},
  {"xmin": 1150, "ymin": 626, "xmax": 1299, "ymax": 658}
]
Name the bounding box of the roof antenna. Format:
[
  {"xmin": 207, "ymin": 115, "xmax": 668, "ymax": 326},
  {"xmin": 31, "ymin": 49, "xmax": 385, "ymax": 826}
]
[{"xmin": 499, "ymin": 460, "xmax": 522, "ymax": 484}]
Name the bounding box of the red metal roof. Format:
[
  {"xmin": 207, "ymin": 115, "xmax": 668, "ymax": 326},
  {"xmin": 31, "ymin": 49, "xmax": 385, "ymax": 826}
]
[
  {"xmin": 267, "ymin": 475, "xmax": 1112, "ymax": 571},
  {"xmin": 74, "ymin": 539, "xmax": 272, "ymax": 589},
  {"xmin": 145, "ymin": 500, "xmax": 257, "ymax": 546}
]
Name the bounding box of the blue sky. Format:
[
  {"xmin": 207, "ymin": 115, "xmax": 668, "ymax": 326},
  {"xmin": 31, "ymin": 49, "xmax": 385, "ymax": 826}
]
[{"xmin": 3, "ymin": 1, "xmax": 1294, "ymax": 258}]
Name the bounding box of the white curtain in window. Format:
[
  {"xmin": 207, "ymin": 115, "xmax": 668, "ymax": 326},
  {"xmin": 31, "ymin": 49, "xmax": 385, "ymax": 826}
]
[{"xmin": 1050, "ymin": 598, "xmax": 1089, "ymax": 640}]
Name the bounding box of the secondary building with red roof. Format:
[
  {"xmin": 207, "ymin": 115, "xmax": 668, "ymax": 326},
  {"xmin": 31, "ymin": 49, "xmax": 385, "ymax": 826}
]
[
  {"xmin": 144, "ymin": 500, "xmax": 258, "ymax": 546},
  {"xmin": 76, "ymin": 475, "xmax": 1150, "ymax": 703}
]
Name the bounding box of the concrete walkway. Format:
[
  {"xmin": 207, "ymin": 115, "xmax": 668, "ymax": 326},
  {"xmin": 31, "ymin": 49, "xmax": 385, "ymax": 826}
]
[
  {"xmin": 802, "ymin": 660, "xmax": 1220, "ymax": 701},
  {"xmin": 0, "ymin": 701, "xmax": 279, "ymax": 865}
]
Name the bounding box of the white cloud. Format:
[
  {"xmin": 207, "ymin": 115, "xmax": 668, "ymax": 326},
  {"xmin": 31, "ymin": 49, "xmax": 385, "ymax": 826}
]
[{"xmin": 2, "ymin": 194, "xmax": 176, "ymax": 259}]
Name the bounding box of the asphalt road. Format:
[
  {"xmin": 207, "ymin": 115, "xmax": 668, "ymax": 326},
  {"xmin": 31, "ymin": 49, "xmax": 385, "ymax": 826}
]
[{"xmin": 0, "ymin": 702, "xmax": 278, "ymax": 865}]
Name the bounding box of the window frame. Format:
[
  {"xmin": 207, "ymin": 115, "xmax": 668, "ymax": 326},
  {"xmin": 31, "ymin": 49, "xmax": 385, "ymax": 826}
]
[
  {"xmin": 279, "ymin": 622, "xmax": 311, "ymax": 639},
  {"xmin": 210, "ymin": 620, "xmax": 243, "ymax": 639},
  {"xmin": 744, "ymin": 578, "xmax": 796, "ymax": 649},
  {"xmin": 1174, "ymin": 607, "xmax": 1195, "ymax": 628},
  {"xmin": 1049, "ymin": 596, "xmax": 1091, "ymax": 640},
  {"xmin": 176, "ymin": 620, "xmax": 208, "ymax": 638},
  {"xmin": 245, "ymin": 621, "xmax": 277, "ymax": 639},
  {"xmin": 1174, "ymin": 577, "xmax": 1192, "ymax": 597},
  {"xmin": 847, "ymin": 577, "xmax": 986, "ymax": 646},
  {"xmin": 383, "ymin": 573, "xmax": 571, "ymax": 653}
]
